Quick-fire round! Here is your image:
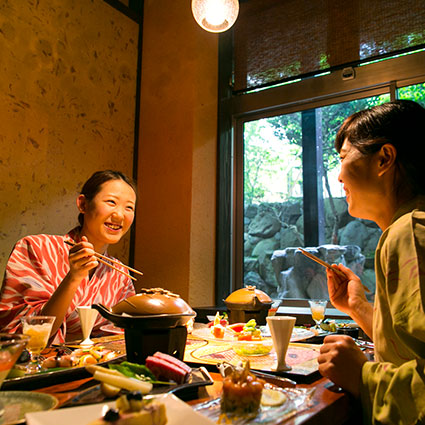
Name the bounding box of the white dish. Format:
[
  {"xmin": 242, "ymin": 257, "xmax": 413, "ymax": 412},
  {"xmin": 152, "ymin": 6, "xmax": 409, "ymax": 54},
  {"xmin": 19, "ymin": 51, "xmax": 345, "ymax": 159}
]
[
  {"xmin": 193, "ymin": 325, "xmax": 314, "ymax": 343},
  {"xmin": 99, "ymin": 323, "xmax": 124, "ymax": 335},
  {"xmin": 25, "ymin": 393, "xmax": 215, "ymax": 425}
]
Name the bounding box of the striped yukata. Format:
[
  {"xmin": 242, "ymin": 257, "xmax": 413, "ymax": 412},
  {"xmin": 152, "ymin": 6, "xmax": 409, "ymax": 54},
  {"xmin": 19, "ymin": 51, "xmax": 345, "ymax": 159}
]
[{"xmin": 0, "ymin": 227, "xmax": 135, "ymax": 343}]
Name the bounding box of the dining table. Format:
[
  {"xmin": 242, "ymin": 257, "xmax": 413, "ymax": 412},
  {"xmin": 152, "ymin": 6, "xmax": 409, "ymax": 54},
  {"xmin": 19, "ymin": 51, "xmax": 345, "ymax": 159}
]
[{"xmin": 4, "ymin": 326, "xmax": 366, "ymax": 425}]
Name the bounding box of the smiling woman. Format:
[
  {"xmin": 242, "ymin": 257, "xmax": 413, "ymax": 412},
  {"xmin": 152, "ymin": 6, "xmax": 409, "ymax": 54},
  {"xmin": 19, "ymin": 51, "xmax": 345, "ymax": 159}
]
[{"xmin": 0, "ymin": 170, "xmax": 137, "ymax": 344}]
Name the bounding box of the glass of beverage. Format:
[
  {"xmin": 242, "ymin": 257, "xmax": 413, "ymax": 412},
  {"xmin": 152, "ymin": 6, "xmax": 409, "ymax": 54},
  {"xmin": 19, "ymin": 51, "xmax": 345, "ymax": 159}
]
[
  {"xmin": 21, "ymin": 316, "xmax": 55, "ymax": 373},
  {"xmin": 308, "ymin": 299, "xmax": 327, "ymax": 330},
  {"xmin": 0, "ymin": 333, "xmax": 30, "ymax": 419},
  {"xmin": 77, "ymin": 306, "xmax": 98, "ymax": 347}
]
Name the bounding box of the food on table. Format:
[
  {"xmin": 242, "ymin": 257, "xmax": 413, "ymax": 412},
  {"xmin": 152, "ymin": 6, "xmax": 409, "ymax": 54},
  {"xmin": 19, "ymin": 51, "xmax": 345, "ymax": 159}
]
[
  {"xmin": 100, "ymin": 381, "xmax": 121, "ymax": 398},
  {"xmin": 145, "ymin": 352, "xmax": 191, "ymax": 384},
  {"xmin": 221, "ymin": 361, "xmax": 265, "ymax": 415},
  {"xmin": 207, "ymin": 312, "xmax": 229, "ymax": 328},
  {"xmin": 88, "ymin": 365, "xmax": 153, "ymax": 394},
  {"xmin": 209, "ymin": 312, "xmax": 228, "ymax": 339},
  {"xmin": 111, "ymin": 287, "xmax": 195, "ymax": 316},
  {"xmin": 236, "ymin": 319, "xmax": 262, "ymax": 341},
  {"xmin": 260, "ymin": 388, "xmax": 287, "ymax": 407},
  {"xmin": 39, "ymin": 346, "xmax": 120, "ymax": 370},
  {"xmin": 232, "ymin": 341, "xmax": 273, "ymax": 356},
  {"xmin": 88, "ymin": 391, "xmax": 167, "ymax": 425},
  {"xmin": 227, "ymin": 323, "xmax": 245, "ymax": 333}
]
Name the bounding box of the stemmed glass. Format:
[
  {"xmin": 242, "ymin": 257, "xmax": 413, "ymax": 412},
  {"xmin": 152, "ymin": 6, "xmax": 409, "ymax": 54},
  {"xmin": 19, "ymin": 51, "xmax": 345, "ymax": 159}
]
[
  {"xmin": 0, "ymin": 334, "xmax": 30, "ymax": 420},
  {"xmin": 77, "ymin": 306, "xmax": 98, "ymax": 347},
  {"xmin": 21, "ymin": 316, "xmax": 55, "ymax": 373},
  {"xmin": 308, "ymin": 299, "xmax": 327, "ymax": 330}
]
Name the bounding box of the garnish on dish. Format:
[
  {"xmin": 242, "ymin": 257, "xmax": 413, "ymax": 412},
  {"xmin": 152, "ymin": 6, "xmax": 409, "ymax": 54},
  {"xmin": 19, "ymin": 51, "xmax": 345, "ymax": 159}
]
[
  {"xmin": 88, "ymin": 391, "xmax": 167, "ymax": 425},
  {"xmin": 221, "ymin": 360, "xmax": 265, "ymax": 415},
  {"xmin": 235, "ymin": 319, "xmax": 262, "ymax": 341},
  {"xmin": 86, "ymin": 352, "xmax": 192, "ymax": 397},
  {"xmin": 209, "ymin": 312, "xmax": 229, "ymax": 339}
]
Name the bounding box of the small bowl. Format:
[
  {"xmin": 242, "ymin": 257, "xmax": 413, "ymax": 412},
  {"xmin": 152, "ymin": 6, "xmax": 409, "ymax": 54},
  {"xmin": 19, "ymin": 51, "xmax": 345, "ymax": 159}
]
[
  {"xmin": 336, "ymin": 327, "xmax": 360, "ymax": 338},
  {"xmin": 232, "ymin": 339, "xmax": 273, "ymax": 356}
]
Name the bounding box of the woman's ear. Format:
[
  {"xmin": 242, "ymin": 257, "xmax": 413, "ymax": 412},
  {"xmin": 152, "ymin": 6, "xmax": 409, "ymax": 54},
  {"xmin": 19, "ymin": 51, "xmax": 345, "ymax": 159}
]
[
  {"xmin": 76, "ymin": 194, "xmax": 87, "ymax": 213},
  {"xmin": 377, "ymin": 143, "xmax": 397, "ymax": 176}
]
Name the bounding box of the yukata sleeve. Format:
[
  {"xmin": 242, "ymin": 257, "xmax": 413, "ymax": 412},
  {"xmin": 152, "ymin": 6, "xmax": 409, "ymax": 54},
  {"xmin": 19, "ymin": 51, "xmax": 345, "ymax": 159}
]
[
  {"xmin": 361, "ymin": 360, "xmax": 425, "ymax": 424},
  {"xmin": 360, "ymin": 211, "xmax": 425, "ymax": 424},
  {"xmin": 0, "ymin": 236, "xmax": 61, "ymax": 334}
]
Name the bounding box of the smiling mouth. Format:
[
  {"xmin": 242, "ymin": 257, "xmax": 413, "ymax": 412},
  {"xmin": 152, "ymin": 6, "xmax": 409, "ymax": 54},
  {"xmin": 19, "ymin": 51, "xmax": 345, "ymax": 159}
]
[{"xmin": 105, "ymin": 223, "xmax": 122, "ymax": 231}]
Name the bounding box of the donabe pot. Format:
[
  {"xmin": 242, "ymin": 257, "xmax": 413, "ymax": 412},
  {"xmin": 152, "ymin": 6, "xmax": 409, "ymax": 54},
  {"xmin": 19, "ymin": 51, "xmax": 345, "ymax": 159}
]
[
  {"xmin": 224, "ymin": 286, "xmax": 273, "ymax": 325},
  {"xmin": 92, "ymin": 298, "xmax": 195, "ymax": 363}
]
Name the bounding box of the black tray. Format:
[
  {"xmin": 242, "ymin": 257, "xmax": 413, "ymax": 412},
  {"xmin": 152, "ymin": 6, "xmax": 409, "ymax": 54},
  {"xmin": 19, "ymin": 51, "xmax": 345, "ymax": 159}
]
[
  {"xmin": 2, "ymin": 354, "xmax": 126, "ymax": 391},
  {"xmin": 59, "ymin": 367, "xmax": 214, "ymax": 406}
]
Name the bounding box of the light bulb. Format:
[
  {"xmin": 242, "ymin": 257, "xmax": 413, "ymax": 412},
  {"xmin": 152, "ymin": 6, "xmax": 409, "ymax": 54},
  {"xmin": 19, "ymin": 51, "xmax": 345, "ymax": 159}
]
[{"xmin": 191, "ymin": 0, "xmax": 239, "ymax": 33}]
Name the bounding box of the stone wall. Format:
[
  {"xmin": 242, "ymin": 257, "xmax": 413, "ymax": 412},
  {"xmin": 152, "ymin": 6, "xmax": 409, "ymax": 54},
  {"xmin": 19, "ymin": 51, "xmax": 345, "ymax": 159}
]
[{"xmin": 243, "ymin": 199, "xmax": 380, "ymax": 298}]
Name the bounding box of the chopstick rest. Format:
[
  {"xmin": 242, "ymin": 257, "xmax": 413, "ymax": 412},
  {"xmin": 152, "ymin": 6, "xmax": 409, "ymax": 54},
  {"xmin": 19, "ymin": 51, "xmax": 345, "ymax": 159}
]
[{"xmin": 64, "ymin": 240, "xmax": 143, "ymax": 281}]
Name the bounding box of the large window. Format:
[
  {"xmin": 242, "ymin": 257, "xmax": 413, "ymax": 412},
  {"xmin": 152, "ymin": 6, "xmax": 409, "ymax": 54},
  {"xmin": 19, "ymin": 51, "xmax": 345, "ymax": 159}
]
[
  {"xmin": 242, "ymin": 94, "xmax": 391, "ymax": 301},
  {"xmin": 215, "ymin": 49, "xmax": 425, "ymax": 305}
]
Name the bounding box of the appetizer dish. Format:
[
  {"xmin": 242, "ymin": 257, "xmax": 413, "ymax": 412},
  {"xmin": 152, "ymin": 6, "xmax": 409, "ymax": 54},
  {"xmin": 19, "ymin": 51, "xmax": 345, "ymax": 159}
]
[
  {"xmin": 6, "ymin": 345, "xmax": 122, "ymax": 381},
  {"xmin": 232, "ymin": 340, "xmax": 273, "ymax": 357},
  {"xmin": 206, "ymin": 316, "xmax": 264, "ymax": 342},
  {"xmin": 88, "ymin": 391, "xmax": 167, "ymax": 425},
  {"xmin": 193, "ymin": 361, "xmax": 314, "ymax": 424},
  {"xmin": 85, "ymin": 352, "xmax": 204, "ymax": 399},
  {"xmin": 221, "ymin": 361, "xmax": 265, "ymax": 414}
]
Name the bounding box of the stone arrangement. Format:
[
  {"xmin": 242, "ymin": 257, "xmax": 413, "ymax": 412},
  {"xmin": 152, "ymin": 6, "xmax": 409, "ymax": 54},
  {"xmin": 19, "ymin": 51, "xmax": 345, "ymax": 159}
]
[{"xmin": 243, "ymin": 199, "xmax": 380, "ymax": 299}]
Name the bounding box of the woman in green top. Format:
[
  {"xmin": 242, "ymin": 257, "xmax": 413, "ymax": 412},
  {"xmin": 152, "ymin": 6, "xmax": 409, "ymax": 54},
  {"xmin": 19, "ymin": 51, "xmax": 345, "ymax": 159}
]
[{"xmin": 318, "ymin": 99, "xmax": 425, "ymax": 424}]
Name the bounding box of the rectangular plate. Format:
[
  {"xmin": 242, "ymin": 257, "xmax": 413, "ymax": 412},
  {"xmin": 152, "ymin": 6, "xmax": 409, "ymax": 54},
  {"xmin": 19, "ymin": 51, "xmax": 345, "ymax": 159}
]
[
  {"xmin": 56, "ymin": 367, "xmax": 214, "ymax": 407},
  {"xmin": 26, "ymin": 393, "xmax": 216, "ymax": 425},
  {"xmin": 2, "ymin": 354, "xmax": 126, "ymax": 391}
]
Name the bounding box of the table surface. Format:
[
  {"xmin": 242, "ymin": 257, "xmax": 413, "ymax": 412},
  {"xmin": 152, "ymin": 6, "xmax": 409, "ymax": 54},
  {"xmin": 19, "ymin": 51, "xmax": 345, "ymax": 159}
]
[{"xmin": 25, "ymin": 332, "xmax": 363, "ymax": 425}]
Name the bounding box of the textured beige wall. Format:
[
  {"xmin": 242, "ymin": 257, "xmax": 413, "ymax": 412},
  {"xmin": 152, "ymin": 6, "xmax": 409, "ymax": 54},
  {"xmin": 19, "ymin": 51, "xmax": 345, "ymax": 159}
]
[
  {"xmin": 0, "ymin": 0, "xmax": 138, "ymax": 277},
  {"xmin": 134, "ymin": 0, "xmax": 217, "ymax": 306}
]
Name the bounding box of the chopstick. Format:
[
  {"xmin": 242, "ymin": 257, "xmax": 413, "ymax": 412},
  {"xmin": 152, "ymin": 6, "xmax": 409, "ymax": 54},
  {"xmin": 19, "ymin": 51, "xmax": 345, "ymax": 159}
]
[
  {"xmin": 299, "ymin": 248, "xmax": 370, "ymax": 293},
  {"xmin": 64, "ymin": 240, "xmax": 143, "ymax": 281}
]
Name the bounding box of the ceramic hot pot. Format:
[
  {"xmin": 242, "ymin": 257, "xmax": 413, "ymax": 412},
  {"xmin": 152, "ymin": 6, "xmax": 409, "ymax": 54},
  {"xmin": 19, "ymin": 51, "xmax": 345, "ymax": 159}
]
[
  {"xmin": 92, "ymin": 288, "xmax": 196, "ymax": 363},
  {"xmin": 224, "ymin": 285, "xmax": 273, "ymax": 325}
]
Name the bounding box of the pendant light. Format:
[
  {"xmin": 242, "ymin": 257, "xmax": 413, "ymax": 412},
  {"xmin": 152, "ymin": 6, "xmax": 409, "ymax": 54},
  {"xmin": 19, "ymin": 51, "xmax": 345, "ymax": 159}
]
[{"xmin": 191, "ymin": 0, "xmax": 239, "ymax": 33}]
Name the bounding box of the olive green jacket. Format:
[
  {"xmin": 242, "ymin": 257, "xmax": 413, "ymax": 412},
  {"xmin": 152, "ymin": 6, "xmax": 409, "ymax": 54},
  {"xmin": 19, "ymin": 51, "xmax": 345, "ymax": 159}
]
[{"xmin": 361, "ymin": 196, "xmax": 425, "ymax": 425}]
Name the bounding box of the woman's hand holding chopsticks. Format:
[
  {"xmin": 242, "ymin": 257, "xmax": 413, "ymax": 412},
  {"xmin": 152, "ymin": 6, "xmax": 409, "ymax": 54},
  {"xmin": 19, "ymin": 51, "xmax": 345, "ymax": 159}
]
[
  {"xmin": 64, "ymin": 239, "xmax": 140, "ymax": 281},
  {"xmin": 326, "ymin": 264, "xmax": 373, "ymax": 339},
  {"xmin": 67, "ymin": 236, "xmax": 99, "ymax": 280}
]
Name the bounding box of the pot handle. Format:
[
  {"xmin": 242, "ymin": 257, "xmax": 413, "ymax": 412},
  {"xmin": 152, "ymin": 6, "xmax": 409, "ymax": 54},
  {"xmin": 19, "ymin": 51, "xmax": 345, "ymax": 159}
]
[{"xmin": 91, "ymin": 303, "xmax": 112, "ymax": 320}]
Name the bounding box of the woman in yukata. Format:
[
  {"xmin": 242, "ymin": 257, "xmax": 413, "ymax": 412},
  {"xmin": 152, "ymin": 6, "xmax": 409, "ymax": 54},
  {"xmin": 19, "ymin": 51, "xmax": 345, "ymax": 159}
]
[
  {"xmin": 318, "ymin": 99, "xmax": 425, "ymax": 424},
  {"xmin": 0, "ymin": 170, "xmax": 137, "ymax": 343}
]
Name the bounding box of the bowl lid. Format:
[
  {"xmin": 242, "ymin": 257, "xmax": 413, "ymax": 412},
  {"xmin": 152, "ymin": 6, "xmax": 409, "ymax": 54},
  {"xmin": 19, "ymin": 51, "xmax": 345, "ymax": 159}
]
[
  {"xmin": 224, "ymin": 285, "xmax": 272, "ymax": 306},
  {"xmin": 112, "ymin": 288, "xmax": 194, "ymax": 316}
]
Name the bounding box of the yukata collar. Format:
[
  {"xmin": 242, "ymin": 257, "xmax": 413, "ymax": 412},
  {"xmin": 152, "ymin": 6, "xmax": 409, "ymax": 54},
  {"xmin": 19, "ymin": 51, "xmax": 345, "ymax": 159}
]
[{"xmin": 389, "ymin": 195, "xmax": 425, "ymax": 226}]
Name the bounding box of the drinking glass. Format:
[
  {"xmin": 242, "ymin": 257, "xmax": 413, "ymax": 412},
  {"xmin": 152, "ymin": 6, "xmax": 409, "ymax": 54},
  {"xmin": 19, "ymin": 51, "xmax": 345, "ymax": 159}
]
[
  {"xmin": 0, "ymin": 334, "xmax": 30, "ymax": 420},
  {"xmin": 308, "ymin": 299, "xmax": 327, "ymax": 330},
  {"xmin": 21, "ymin": 316, "xmax": 55, "ymax": 373},
  {"xmin": 77, "ymin": 306, "xmax": 98, "ymax": 347},
  {"xmin": 266, "ymin": 316, "xmax": 296, "ymax": 371}
]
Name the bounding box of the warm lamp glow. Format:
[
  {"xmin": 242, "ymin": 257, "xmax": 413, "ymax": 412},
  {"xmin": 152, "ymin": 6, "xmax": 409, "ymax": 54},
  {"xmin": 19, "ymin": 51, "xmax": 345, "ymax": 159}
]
[{"xmin": 191, "ymin": 0, "xmax": 239, "ymax": 33}]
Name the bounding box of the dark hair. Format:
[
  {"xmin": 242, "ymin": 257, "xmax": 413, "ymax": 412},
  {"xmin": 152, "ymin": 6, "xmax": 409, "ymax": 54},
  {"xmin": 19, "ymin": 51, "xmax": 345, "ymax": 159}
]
[
  {"xmin": 78, "ymin": 170, "xmax": 137, "ymax": 226},
  {"xmin": 335, "ymin": 99, "xmax": 425, "ymax": 196}
]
